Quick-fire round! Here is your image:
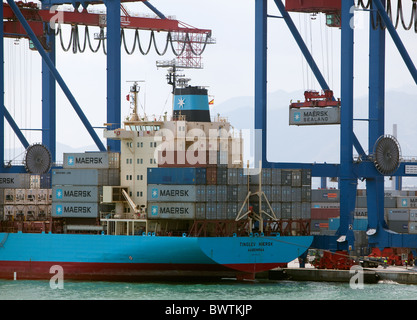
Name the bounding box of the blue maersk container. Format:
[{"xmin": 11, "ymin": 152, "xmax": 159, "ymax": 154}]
[
  {"xmin": 147, "ymin": 167, "xmax": 206, "ymax": 185},
  {"xmin": 329, "ymin": 218, "xmax": 368, "ymax": 231}
]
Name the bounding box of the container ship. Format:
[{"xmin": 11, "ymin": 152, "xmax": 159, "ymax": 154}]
[{"xmin": 0, "ymin": 80, "xmax": 314, "ymax": 281}]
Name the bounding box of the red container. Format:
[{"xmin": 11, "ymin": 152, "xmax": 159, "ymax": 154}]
[
  {"xmin": 206, "ymin": 167, "xmax": 217, "ymax": 185},
  {"xmin": 311, "ymin": 208, "xmax": 340, "ymax": 220},
  {"xmin": 285, "ymin": 0, "xmax": 341, "ymax": 13}
]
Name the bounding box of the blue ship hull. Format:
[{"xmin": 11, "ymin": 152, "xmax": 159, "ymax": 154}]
[{"xmin": 0, "ymin": 232, "xmax": 313, "ymax": 281}]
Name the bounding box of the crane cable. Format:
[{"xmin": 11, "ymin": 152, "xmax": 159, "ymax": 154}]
[
  {"xmin": 55, "ymin": 24, "xmax": 212, "ymax": 56},
  {"xmin": 357, "ymin": 0, "xmax": 417, "ymax": 32}
]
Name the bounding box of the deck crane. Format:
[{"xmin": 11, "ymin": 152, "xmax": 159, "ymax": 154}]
[
  {"xmin": 254, "ymin": 0, "xmax": 417, "ymax": 268},
  {"xmin": 0, "ymin": 0, "xmax": 214, "ymax": 172}
]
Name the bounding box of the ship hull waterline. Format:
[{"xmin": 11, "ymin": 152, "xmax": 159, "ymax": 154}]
[{"xmin": 0, "ymin": 232, "xmax": 313, "ymax": 281}]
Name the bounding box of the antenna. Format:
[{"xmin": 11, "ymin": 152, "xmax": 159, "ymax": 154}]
[{"xmin": 126, "ymin": 80, "xmax": 145, "ymax": 120}]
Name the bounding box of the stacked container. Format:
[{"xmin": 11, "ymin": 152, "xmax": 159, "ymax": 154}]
[
  {"xmin": 51, "ymin": 152, "xmax": 119, "ymax": 221},
  {"xmin": 147, "ymin": 167, "xmax": 250, "ymax": 221},
  {"xmin": 248, "ymin": 168, "xmax": 312, "ymax": 221},
  {"xmin": 312, "ymin": 189, "xmax": 417, "ymax": 235}
]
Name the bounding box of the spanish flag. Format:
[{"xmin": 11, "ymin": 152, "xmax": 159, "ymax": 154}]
[{"xmin": 209, "ymin": 99, "xmax": 214, "ymax": 105}]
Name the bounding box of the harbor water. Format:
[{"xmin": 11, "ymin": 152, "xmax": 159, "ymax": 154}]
[{"xmin": 1, "ymin": 278, "xmax": 417, "ymax": 300}]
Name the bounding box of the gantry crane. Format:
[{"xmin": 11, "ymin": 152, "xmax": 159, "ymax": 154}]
[
  {"xmin": 0, "ymin": 0, "xmax": 214, "ymax": 172},
  {"xmin": 253, "ymin": 0, "xmax": 417, "ymax": 261}
]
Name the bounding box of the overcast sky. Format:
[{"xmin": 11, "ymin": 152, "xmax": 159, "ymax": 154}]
[{"xmin": 4, "ymin": 0, "xmax": 417, "ymax": 158}]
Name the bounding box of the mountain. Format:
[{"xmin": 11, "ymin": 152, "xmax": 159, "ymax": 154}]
[{"xmin": 212, "ymin": 88, "xmax": 417, "ymax": 165}]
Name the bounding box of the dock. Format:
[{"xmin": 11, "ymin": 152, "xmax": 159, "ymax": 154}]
[{"xmin": 267, "ymin": 267, "xmax": 417, "ymax": 285}]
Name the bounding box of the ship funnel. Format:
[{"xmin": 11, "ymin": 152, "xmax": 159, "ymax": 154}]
[{"xmin": 173, "ymin": 86, "xmax": 211, "ymax": 122}]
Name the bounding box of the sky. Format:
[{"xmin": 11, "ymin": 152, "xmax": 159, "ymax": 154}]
[{"xmin": 3, "ymin": 0, "xmax": 417, "ymax": 161}]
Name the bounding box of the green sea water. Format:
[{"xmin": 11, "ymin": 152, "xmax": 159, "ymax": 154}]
[{"xmin": 1, "ymin": 278, "xmax": 416, "ymax": 300}]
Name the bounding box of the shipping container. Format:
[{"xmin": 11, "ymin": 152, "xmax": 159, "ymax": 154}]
[
  {"xmin": 216, "ymin": 202, "xmax": 227, "ymax": 219},
  {"xmin": 289, "ymin": 106, "xmax": 341, "ymax": 125},
  {"xmin": 227, "ymin": 168, "xmax": 238, "ymax": 185},
  {"xmin": 397, "ymin": 197, "xmax": 417, "ymax": 208},
  {"xmin": 301, "ymin": 202, "xmax": 311, "ymax": 219},
  {"xmin": 37, "ymin": 205, "xmax": 49, "ymax": 219},
  {"xmin": 52, "ymin": 202, "xmax": 99, "ymax": 218},
  {"xmin": 15, "ymin": 189, "xmax": 26, "ymax": 203},
  {"xmin": 238, "ymin": 185, "xmax": 248, "ymax": 201},
  {"xmin": 237, "ymin": 168, "xmax": 246, "ymax": 185},
  {"xmin": 147, "ymin": 167, "xmax": 206, "ymax": 185},
  {"xmin": 196, "ymin": 202, "xmax": 206, "ymax": 219},
  {"xmin": 384, "ymin": 190, "xmax": 408, "ymax": 197},
  {"xmin": 227, "ymin": 202, "xmax": 239, "ymax": 220},
  {"xmin": 37, "ymin": 189, "xmax": 49, "ymax": 204},
  {"xmin": 281, "ymin": 170, "xmax": 292, "ymax": 186},
  {"xmin": 301, "ymin": 186, "xmax": 311, "ymax": 202},
  {"xmin": 52, "ymin": 169, "xmax": 120, "ymax": 186},
  {"xmin": 281, "ymin": 202, "xmax": 292, "ymax": 219},
  {"xmin": 311, "ymin": 208, "xmax": 340, "ymax": 220},
  {"xmin": 206, "ymin": 167, "xmax": 217, "ymax": 185},
  {"xmin": 386, "ymin": 209, "xmax": 409, "ymax": 221},
  {"xmin": 263, "ymin": 185, "xmax": 272, "ymax": 201},
  {"xmin": 227, "ymin": 185, "xmax": 238, "ymax": 201},
  {"xmin": 40, "ymin": 174, "xmax": 52, "ymax": 189},
  {"xmin": 0, "ymin": 173, "xmax": 31, "ymax": 189},
  {"xmin": 216, "ymin": 167, "xmax": 227, "ymax": 185},
  {"xmin": 388, "ymin": 220, "xmax": 408, "ymax": 233},
  {"xmin": 63, "ymin": 152, "xmax": 112, "ymax": 169},
  {"xmin": 355, "ymin": 208, "xmax": 368, "ymax": 218},
  {"xmin": 14, "ymin": 205, "xmax": 25, "ymax": 219},
  {"xmin": 328, "ymin": 218, "xmax": 368, "ymax": 231},
  {"xmin": 311, "ymin": 219, "xmax": 329, "ymax": 232},
  {"xmin": 301, "ymin": 169, "xmax": 312, "ymax": 186},
  {"xmin": 271, "ymin": 169, "xmax": 281, "ymax": 186},
  {"xmin": 281, "ymin": 186, "xmax": 292, "ymax": 202},
  {"xmin": 291, "ymin": 187, "xmax": 302, "ymax": 202},
  {"xmin": 148, "ymin": 202, "xmax": 197, "ymax": 220},
  {"xmin": 147, "ymin": 184, "xmax": 197, "ymax": 202},
  {"xmin": 217, "ymin": 185, "xmax": 227, "ymax": 202},
  {"xmin": 410, "ymin": 209, "xmax": 417, "ymax": 222},
  {"xmin": 291, "ymin": 202, "xmax": 302, "ymax": 219},
  {"xmin": 291, "ymin": 170, "xmax": 301, "ymax": 187},
  {"xmin": 196, "ymin": 185, "xmax": 206, "ymax": 202},
  {"xmin": 25, "ymin": 189, "xmax": 37, "ymax": 204},
  {"xmin": 53, "ymin": 185, "xmax": 101, "ymax": 203},
  {"xmin": 30, "ymin": 175, "xmax": 41, "ymax": 189},
  {"xmin": 379, "ymin": 196, "xmax": 395, "ymax": 208},
  {"xmin": 4, "ymin": 189, "xmax": 15, "ymax": 204},
  {"xmin": 4, "ymin": 205, "xmax": 14, "ymax": 218},
  {"xmin": 271, "ymin": 185, "xmax": 281, "ymax": 202},
  {"xmin": 206, "ymin": 202, "xmax": 217, "ymax": 219},
  {"xmin": 408, "ymin": 222, "xmax": 417, "ymax": 234},
  {"xmin": 311, "ymin": 202, "xmax": 340, "ymax": 209},
  {"xmin": 25, "ymin": 205, "xmax": 39, "ymax": 220},
  {"xmin": 262, "ymin": 168, "xmax": 272, "ymax": 185},
  {"xmin": 271, "ymin": 202, "xmax": 281, "ymax": 219},
  {"xmin": 355, "ymin": 196, "xmax": 367, "ymax": 208},
  {"xmin": 205, "ymin": 185, "xmax": 217, "ymax": 202},
  {"xmin": 311, "ymin": 189, "xmax": 340, "ymax": 202}
]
